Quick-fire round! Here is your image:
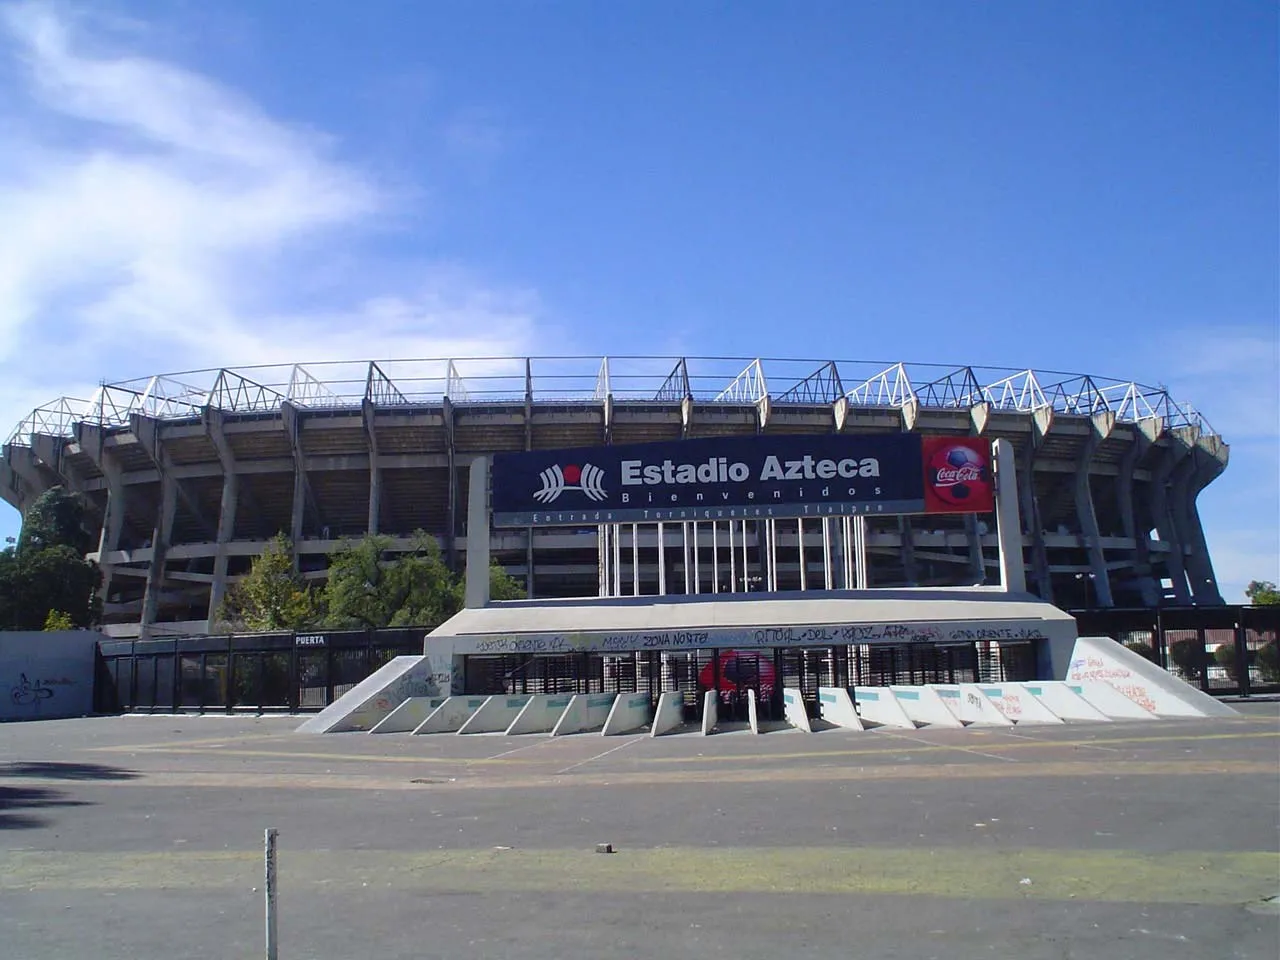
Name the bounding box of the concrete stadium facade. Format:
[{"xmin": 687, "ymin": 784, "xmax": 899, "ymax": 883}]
[{"xmin": 0, "ymin": 357, "xmax": 1227, "ymax": 638}]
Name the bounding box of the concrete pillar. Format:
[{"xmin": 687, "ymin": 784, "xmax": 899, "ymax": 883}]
[
  {"xmin": 993, "ymin": 438, "xmax": 1026, "ymax": 594},
  {"xmin": 140, "ymin": 472, "xmax": 177, "ymax": 638},
  {"xmin": 1172, "ymin": 434, "xmax": 1226, "ymax": 604},
  {"xmin": 1073, "ymin": 412, "xmax": 1116, "ymax": 607},
  {"xmin": 464, "ymin": 457, "xmax": 490, "ymax": 609},
  {"xmin": 1150, "ymin": 436, "xmax": 1193, "ymax": 604},
  {"xmin": 205, "ymin": 409, "xmax": 237, "ymax": 623},
  {"xmin": 897, "ymin": 515, "xmax": 918, "ymax": 586},
  {"xmin": 1017, "ymin": 443, "xmax": 1053, "ymax": 603},
  {"xmin": 1117, "ymin": 420, "xmax": 1162, "ymax": 606},
  {"xmin": 444, "ymin": 398, "xmax": 458, "ymax": 569},
  {"xmin": 74, "ymin": 422, "xmax": 125, "ymax": 604},
  {"xmin": 362, "ymin": 399, "xmax": 381, "ymax": 536},
  {"xmin": 963, "ymin": 513, "xmax": 985, "ymax": 584}
]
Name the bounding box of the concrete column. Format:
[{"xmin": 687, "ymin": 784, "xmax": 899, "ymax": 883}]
[
  {"xmin": 897, "ymin": 515, "xmax": 918, "ymax": 586},
  {"xmin": 74, "ymin": 423, "xmax": 125, "ymax": 604},
  {"xmin": 444, "ymin": 398, "xmax": 458, "ymax": 569},
  {"xmin": 1150, "ymin": 436, "xmax": 1193, "ymax": 604},
  {"xmin": 1073, "ymin": 412, "xmax": 1116, "ymax": 607},
  {"xmin": 1172, "ymin": 434, "xmax": 1226, "ymax": 604},
  {"xmin": 464, "ymin": 457, "xmax": 490, "ymax": 609},
  {"xmin": 362, "ymin": 399, "xmax": 381, "ymax": 536},
  {"xmin": 140, "ymin": 472, "xmax": 177, "ymax": 638},
  {"xmin": 205, "ymin": 409, "xmax": 237, "ymax": 623},
  {"xmin": 1117, "ymin": 420, "xmax": 1162, "ymax": 606},
  {"xmin": 993, "ymin": 438, "xmax": 1026, "ymax": 594},
  {"xmin": 1017, "ymin": 444, "xmax": 1053, "ymax": 603},
  {"xmin": 963, "ymin": 513, "xmax": 985, "ymax": 584}
]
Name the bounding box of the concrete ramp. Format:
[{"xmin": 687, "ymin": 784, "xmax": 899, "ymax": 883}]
[
  {"xmin": 412, "ymin": 696, "xmax": 490, "ymax": 734},
  {"xmin": 851, "ymin": 686, "xmax": 914, "ymax": 729},
  {"xmin": 603, "ymin": 693, "xmax": 654, "ymax": 735},
  {"xmin": 552, "ymin": 693, "xmax": 617, "ymax": 736},
  {"xmin": 932, "ymin": 685, "xmax": 1014, "ymax": 726},
  {"xmin": 817, "ymin": 687, "xmax": 864, "ymax": 730},
  {"xmin": 889, "ymin": 686, "xmax": 963, "ymax": 728},
  {"xmin": 977, "ymin": 684, "xmax": 1064, "ymax": 725},
  {"xmin": 1021, "ymin": 682, "xmax": 1112, "ymax": 722},
  {"xmin": 458, "ymin": 695, "xmax": 531, "ymax": 734},
  {"xmin": 651, "ymin": 691, "xmax": 686, "ymax": 736},
  {"xmin": 506, "ymin": 694, "xmax": 574, "ymax": 735},
  {"xmin": 700, "ymin": 690, "xmax": 718, "ymax": 735},
  {"xmin": 369, "ymin": 696, "xmax": 447, "ymax": 734},
  {"xmin": 782, "ymin": 688, "xmax": 812, "ymax": 732},
  {"xmin": 1067, "ymin": 636, "xmax": 1239, "ymax": 718},
  {"xmin": 1069, "ymin": 681, "xmax": 1158, "ymax": 720},
  {"xmin": 296, "ymin": 656, "xmax": 438, "ymax": 734}
]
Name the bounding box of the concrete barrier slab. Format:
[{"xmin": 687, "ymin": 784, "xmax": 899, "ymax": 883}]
[
  {"xmin": 747, "ymin": 689, "xmax": 760, "ymax": 735},
  {"xmin": 1069, "ymin": 681, "xmax": 1158, "ymax": 720},
  {"xmin": 297, "ymin": 656, "xmax": 438, "ymax": 734},
  {"xmin": 817, "ymin": 687, "xmax": 864, "ymax": 730},
  {"xmin": 369, "ymin": 697, "xmax": 447, "ymax": 734},
  {"xmin": 1067, "ymin": 636, "xmax": 1239, "ymax": 718},
  {"xmin": 651, "ymin": 691, "xmax": 686, "ymax": 737},
  {"xmin": 458, "ymin": 695, "xmax": 531, "ymax": 734},
  {"xmin": 782, "ymin": 688, "xmax": 812, "ymax": 733},
  {"xmin": 850, "ymin": 686, "xmax": 914, "ymax": 729},
  {"xmin": 930, "ymin": 685, "xmax": 1014, "ymax": 726},
  {"xmin": 700, "ymin": 690, "xmax": 718, "ymax": 736},
  {"xmin": 889, "ymin": 686, "xmax": 963, "ymax": 728},
  {"xmin": 977, "ymin": 683, "xmax": 1064, "ymax": 725},
  {"xmin": 1021, "ymin": 682, "xmax": 1112, "ymax": 722},
  {"xmin": 505, "ymin": 694, "xmax": 574, "ymax": 735},
  {"xmin": 412, "ymin": 696, "xmax": 490, "ymax": 734},
  {"xmin": 552, "ymin": 693, "xmax": 617, "ymax": 736},
  {"xmin": 602, "ymin": 693, "xmax": 654, "ymax": 736}
]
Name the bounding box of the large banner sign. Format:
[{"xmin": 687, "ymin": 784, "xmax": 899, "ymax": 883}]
[{"xmin": 491, "ymin": 434, "xmax": 992, "ymax": 527}]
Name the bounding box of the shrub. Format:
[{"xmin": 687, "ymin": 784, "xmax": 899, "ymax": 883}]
[
  {"xmin": 1124, "ymin": 640, "xmax": 1157, "ymax": 663},
  {"xmin": 1168, "ymin": 638, "xmax": 1203, "ymax": 678},
  {"xmin": 1212, "ymin": 642, "xmax": 1239, "ymax": 681},
  {"xmin": 1257, "ymin": 641, "xmax": 1280, "ymax": 684}
]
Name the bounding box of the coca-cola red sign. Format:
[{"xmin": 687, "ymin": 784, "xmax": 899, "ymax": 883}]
[{"xmin": 921, "ymin": 437, "xmax": 994, "ymax": 513}]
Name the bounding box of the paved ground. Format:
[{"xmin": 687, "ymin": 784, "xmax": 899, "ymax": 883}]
[{"xmin": 1, "ymin": 704, "xmax": 1277, "ymax": 960}]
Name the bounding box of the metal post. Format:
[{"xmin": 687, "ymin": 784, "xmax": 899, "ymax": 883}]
[
  {"xmin": 797, "ymin": 518, "xmax": 807, "ymax": 591},
  {"xmin": 657, "ymin": 522, "xmax": 667, "ymax": 596},
  {"xmin": 741, "ymin": 520, "xmax": 749, "ymax": 590},
  {"xmin": 631, "ymin": 523, "xmax": 639, "ymax": 596},
  {"xmin": 692, "ymin": 521, "xmax": 700, "ymax": 594},
  {"xmin": 612, "ymin": 523, "xmax": 621, "ymax": 597},
  {"xmin": 264, "ymin": 828, "xmax": 279, "ymax": 960},
  {"xmin": 682, "ymin": 522, "xmax": 692, "ymax": 594},
  {"xmin": 711, "ymin": 521, "xmax": 719, "ymax": 594},
  {"xmin": 732, "ymin": 522, "xmax": 742, "ymax": 591},
  {"xmin": 821, "ymin": 517, "xmax": 833, "ymax": 591}
]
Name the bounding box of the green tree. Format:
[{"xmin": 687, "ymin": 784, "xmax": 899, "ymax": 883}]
[
  {"xmin": 1245, "ymin": 580, "xmax": 1280, "ymax": 606},
  {"xmin": 322, "ymin": 532, "xmax": 461, "ymax": 629},
  {"xmin": 18, "ymin": 486, "xmax": 95, "ymax": 556},
  {"xmin": 489, "ymin": 560, "xmax": 527, "ymax": 601},
  {"xmin": 0, "ymin": 489, "xmax": 102, "ymax": 630},
  {"xmin": 43, "ymin": 610, "xmax": 75, "ymax": 631},
  {"xmin": 217, "ymin": 535, "xmax": 319, "ymax": 632}
]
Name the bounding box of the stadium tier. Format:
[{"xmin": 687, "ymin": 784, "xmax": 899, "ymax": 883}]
[{"xmin": 0, "ymin": 357, "xmax": 1226, "ymax": 638}]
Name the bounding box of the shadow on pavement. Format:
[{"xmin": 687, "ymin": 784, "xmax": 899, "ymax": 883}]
[
  {"xmin": 0, "ymin": 761, "xmax": 140, "ymax": 781},
  {"xmin": 0, "ymin": 784, "xmax": 90, "ymax": 830}
]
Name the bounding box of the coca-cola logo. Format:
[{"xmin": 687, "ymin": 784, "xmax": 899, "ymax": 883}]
[{"xmin": 927, "ymin": 443, "xmax": 992, "ymax": 507}]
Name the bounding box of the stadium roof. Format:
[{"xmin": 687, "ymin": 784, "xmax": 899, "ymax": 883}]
[{"xmin": 7, "ymin": 356, "xmax": 1217, "ymax": 447}]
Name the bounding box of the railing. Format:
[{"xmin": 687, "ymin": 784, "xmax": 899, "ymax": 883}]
[{"xmin": 7, "ymin": 356, "xmax": 1218, "ymax": 444}]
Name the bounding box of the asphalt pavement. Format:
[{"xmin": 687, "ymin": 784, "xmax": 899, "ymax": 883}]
[{"xmin": 1, "ymin": 703, "xmax": 1277, "ymax": 959}]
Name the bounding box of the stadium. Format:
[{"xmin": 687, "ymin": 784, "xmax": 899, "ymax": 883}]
[{"xmin": 0, "ymin": 356, "xmax": 1226, "ymax": 640}]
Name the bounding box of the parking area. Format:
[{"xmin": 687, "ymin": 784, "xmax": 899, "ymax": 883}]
[{"xmin": 2, "ymin": 705, "xmax": 1278, "ymax": 959}]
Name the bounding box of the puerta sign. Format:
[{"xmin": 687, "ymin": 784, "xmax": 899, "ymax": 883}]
[{"xmin": 490, "ymin": 433, "xmax": 993, "ymax": 528}]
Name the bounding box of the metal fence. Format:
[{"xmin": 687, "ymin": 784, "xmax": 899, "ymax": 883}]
[
  {"xmin": 1071, "ymin": 605, "xmax": 1280, "ymax": 698},
  {"xmin": 95, "ymin": 629, "xmax": 425, "ymax": 714}
]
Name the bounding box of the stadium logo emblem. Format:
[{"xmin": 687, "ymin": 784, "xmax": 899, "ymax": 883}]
[
  {"xmin": 533, "ymin": 462, "xmax": 608, "ymax": 504},
  {"xmin": 926, "ymin": 443, "xmax": 991, "ymax": 506}
]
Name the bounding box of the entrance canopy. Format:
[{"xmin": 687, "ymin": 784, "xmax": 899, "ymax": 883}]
[{"xmin": 426, "ymin": 586, "xmax": 1076, "ymax": 661}]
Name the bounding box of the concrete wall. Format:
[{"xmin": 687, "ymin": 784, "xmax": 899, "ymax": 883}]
[{"xmin": 0, "ymin": 631, "xmax": 101, "ymax": 723}]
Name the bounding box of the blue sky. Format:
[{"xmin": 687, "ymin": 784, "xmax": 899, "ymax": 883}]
[{"xmin": 0, "ymin": 0, "xmax": 1275, "ymax": 599}]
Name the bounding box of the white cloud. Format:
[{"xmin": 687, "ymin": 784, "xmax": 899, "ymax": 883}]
[{"xmin": 0, "ymin": 0, "xmax": 540, "ymax": 449}]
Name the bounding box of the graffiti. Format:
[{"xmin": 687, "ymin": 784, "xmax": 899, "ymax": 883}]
[
  {"xmin": 947, "ymin": 626, "xmax": 1047, "ymax": 642},
  {"xmin": 1069, "ymin": 655, "xmax": 1135, "ymax": 684},
  {"xmin": 473, "ymin": 635, "xmax": 571, "ymax": 655},
  {"xmin": 10, "ymin": 673, "xmax": 54, "ymax": 707}
]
